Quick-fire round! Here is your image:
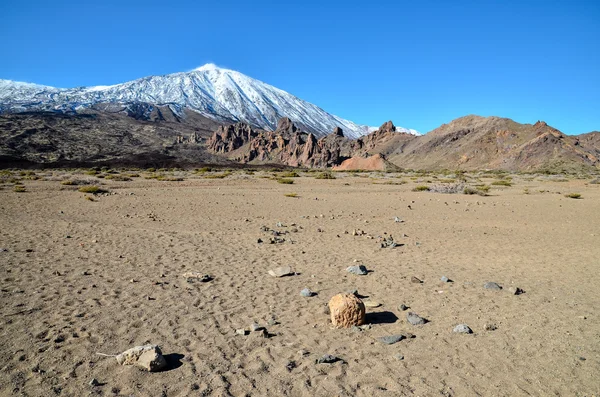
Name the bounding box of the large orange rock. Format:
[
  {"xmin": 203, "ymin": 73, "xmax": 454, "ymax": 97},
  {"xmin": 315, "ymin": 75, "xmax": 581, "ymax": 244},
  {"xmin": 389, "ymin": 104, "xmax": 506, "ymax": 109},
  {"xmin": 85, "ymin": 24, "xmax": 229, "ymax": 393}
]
[{"xmin": 328, "ymin": 293, "xmax": 366, "ymax": 328}]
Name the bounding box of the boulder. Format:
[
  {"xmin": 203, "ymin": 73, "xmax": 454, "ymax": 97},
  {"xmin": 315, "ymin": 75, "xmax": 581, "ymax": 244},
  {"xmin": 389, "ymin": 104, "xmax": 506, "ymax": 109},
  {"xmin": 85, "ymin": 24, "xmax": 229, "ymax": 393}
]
[
  {"xmin": 328, "ymin": 293, "xmax": 366, "ymax": 328},
  {"xmin": 115, "ymin": 345, "xmax": 167, "ymax": 372}
]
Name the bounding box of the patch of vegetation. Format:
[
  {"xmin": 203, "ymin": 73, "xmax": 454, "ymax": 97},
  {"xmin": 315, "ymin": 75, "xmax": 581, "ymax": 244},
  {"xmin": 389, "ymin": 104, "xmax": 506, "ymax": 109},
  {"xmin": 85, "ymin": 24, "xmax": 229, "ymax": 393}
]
[
  {"xmin": 412, "ymin": 185, "xmax": 430, "ymax": 192},
  {"xmin": 315, "ymin": 172, "xmax": 336, "ymax": 180},
  {"xmin": 438, "ymin": 178, "xmax": 456, "ymax": 183},
  {"xmin": 204, "ymin": 172, "xmax": 231, "ymax": 179},
  {"xmin": 104, "ymin": 174, "xmax": 132, "ymax": 181},
  {"xmin": 85, "ymin": 196, "xmax": 96, "ymax": 201},
  {"xmin": 13, "ymin": 185, "xmax": 27, "ymax": 193},
  {"xmin": 125, "ymin": 173, "xmax": 140, "ymax": 178},
  {"xmin": 78, "ymin": 185, "xmax": 107, "ymax": 194},
  {"xmin": 475, "ymin": 184, "xmax": 491, "ymax": 193},
  {"xmin": 61, "ymin": 180, "xmax": 75, "ymax": 185},
  {"xmin": 194, "ymin": 167, "xmax": 212, "ymax": 174},
  {"xmin": 157, "ymin": 176, "xmax": 184, "ymax": 181},
  {"xmin": 85, "ymin": 170, "xmax": 100, "ymax": 175},
  {"xmin": 284, "ymin": 192, "xmax": 298, "ymax": 198},
  {"xmin": 491, "ymin": 180, "xmax": 512, "ymax": 187},
  {"xmin": 565, "ymin": 193, "xmax": 582, "ymax": 199},
  {"xmin": 523, "ymin": 188, "xmax": 530, "ymax": 195},
  {"xmin": 280, "ymin": 171, "xmax": 300, "ymax": 178},
  {"xmin": 277, "ymin": 178, "xmax": 294, "ymax": 184}
]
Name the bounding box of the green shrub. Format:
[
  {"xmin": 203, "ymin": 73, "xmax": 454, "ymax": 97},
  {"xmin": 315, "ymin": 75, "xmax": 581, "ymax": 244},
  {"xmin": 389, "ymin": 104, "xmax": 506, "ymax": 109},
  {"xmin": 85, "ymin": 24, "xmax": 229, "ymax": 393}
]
[
  {"xmin": 13, "ymin": 185, "xmax": 26, "ymax": 193},
  {"xmin": 78, "ymin": 185, "xmax": 107, "ymax": 194},
  {"xmin": 491, "ymin": 180, "xmax": 512, "ymax": 186},
  {"xmin": 104, "ymin": 174, "xmax": 132, "ymax": 181},
  {"xmin": 565, "ymin": 193, "xmax": 582, "ymax": 199},
  {"xmin": 277, "ymin": 178, "xmax": 294, "ymax": 184},
  {"xmin": 284, "ymin": 192, "xmax": 298, "ymax": 198},
  {"xmin": 280, "ymin": 171, "xmax": 300, "ymax": 178},
  {"xmin": 204, "ymin": 172, "xmax": 231, "ymax": 179},
  {"xmin": 315, "ymin": 172, "xmax": 336, "ymax": 180},
  {"xmin": 412, "ymin": 185, "xmax": 430, "ymax": 192}
]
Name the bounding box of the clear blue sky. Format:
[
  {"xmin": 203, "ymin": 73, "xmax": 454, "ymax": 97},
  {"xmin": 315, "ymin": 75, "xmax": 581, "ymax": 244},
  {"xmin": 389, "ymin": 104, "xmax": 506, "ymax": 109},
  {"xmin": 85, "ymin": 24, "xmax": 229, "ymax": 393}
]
[{"xmin": 1, "ymin": 0, "xmax": 598, "ymax": 134}]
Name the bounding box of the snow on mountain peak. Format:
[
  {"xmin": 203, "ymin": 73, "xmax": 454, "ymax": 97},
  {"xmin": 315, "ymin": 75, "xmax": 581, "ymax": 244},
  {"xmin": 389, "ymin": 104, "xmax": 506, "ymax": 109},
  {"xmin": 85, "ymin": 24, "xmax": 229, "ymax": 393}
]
[{"xmin": 0, "ymin": 66, "xmax": 418, "ymax": 138}]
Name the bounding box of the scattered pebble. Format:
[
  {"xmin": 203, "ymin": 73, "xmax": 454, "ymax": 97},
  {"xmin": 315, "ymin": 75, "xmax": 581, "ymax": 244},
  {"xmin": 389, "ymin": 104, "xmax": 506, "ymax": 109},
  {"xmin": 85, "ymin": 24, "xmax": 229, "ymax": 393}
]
[
  {"xmin": 411, "ymin": 276, "xmax": 423, "ymax": 284},
  {"xmin": 300, "ymin": 288, "xmax": 315, "ymax": 297},
  {"xmin": 316, "ymin": 354, "xmax": 341, "ymax": 364},
  {"xmin": 89, "ymin": 378, "xmax": 99, "ymax": 387},
  {"xmin": 346, "ymin": 265, "xmax": 368, "ymax": 275},
  {"xmin": 453, "ymin": 324, "xmax": 473, "ymax": 334},
  {"xmin": 364, "ymin": 301, "xmax": 381, "ymax": 308},
  {"xmin": 441, "ymin": 276, "xmax": 451, "ymax": 283},
  {"xmin": 484, "ymin": 323, "xmax": 497, "ymax": 331},
  {"xmin": 183, "ymin": 273, "xmax": 213, "ymax": 283},
  {"xmin": 398, "ymin": 304, "xmax": 409, "ymax": 311},
  {"xmin": 377, "ymin": 334, "xmax": 405, "ymax": 345},
  {"xmin": 250, "ymin": 323, "xmax": 262, "ymax": 332},
  {"xmin": 394, "ymin": 354, "xmax": 404, "ymax": 361},
  {"xmin": 268, "ymin": 266, "xmax": 293, "ymax": 278},
  {"xmin": 507, "ymin": 286, "xmax": 523, "ymax": 295},
  {"xmin": 394, "ymin": 217, "xmax": 403, "ymax": 223},
  {"xmin": 407, "ymin": 312, "xmax": 427, "ymax": 325},
  {"xmin": 236, "ymin": 328, "xmax": 248, "ymax": 336},
  {"xmin": 484, "ymin": 282, "xmax": 502, "ymax": 290}
]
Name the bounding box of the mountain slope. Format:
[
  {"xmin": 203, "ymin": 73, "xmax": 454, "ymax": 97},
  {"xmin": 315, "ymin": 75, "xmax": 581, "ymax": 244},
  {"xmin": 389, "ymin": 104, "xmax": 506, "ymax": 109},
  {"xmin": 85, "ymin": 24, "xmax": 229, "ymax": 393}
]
[
  {"xmin": 386, "ymin": 116, "xmax": 599, "ymax": 172},
  {"xmin": 0, "ymin": 64, "xmax": 417, "ymax": 139}
]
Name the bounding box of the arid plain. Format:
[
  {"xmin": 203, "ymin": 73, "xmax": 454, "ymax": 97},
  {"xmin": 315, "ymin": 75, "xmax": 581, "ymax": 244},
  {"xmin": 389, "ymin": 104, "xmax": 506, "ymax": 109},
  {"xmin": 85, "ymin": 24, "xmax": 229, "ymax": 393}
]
[{"xmin": 1, "ymin": 169, "xmax": 599, "ymax": 396}]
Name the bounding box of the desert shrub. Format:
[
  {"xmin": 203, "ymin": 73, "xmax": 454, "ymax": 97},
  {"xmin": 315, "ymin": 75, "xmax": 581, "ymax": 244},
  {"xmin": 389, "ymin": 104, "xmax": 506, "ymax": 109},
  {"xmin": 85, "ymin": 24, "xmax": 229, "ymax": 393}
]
[
  {"xmin": 157, "ymin": 176, "xmax": 184, "ymax": 181},
  {"xmin": 412, "ymin": 185, "xmax": 430, "ymax": 192},
  {"xmin": 523, "ymin": 188, "xmax": 530, "ymax": 194},
  {"xmin": 85, "ymin": 196, "xmax": 96, "ymax": 201},
  {"xmin": 429, "ymin": 183, "xmax": 465, "ymax": 194},
  {"xmin": 105, "ymin": 174, "xmax": 132, "ymax": 181},
  {"xmin": 315, "ymin": 172, "xmax": 336, "ymax": 180},
  {"xmin": 277, "ymin": 178, "xmax": 294, "ymax": 184},
  {"xmin": 13, "ymin": 185, "xmax": 26, "ymax": 192},
  {"xmin": 284, "ymin": 192, "xmax": 298, "ymax": 198},
  {"xmin": 438, "ymin": 178, "xmax": 456, "ymax": 184},
  {"xmin": 476, "ymin": 184, "xmax": 491, "ymax": 193},
  {"xmin": 280, "ymin": 171, "xmax": 300, "ymax": 178},
  {"xmin": 125, "ymin": 173, "xmax": 140, "ymax": 178},
  {"xmin": 78, "ymin": 185, "xmax": 107, "ymax": 194},
  {"xmin": 61, "ymin": 180, "xmax": 75, "ymax": 185},
  {"xmin": 195, "ymin": 167, "xmax": 212, "ymax": 174},
  {"xmin": 204, "ymin": 172, "xmax": 230, "ymax": 179},
  {"xmin": 565, "ymin": 193, "xmax": 582, "ymax": 199},
  {"xmin": 491, "ymin": 180, "xmax": 512, "ymax": 186}
]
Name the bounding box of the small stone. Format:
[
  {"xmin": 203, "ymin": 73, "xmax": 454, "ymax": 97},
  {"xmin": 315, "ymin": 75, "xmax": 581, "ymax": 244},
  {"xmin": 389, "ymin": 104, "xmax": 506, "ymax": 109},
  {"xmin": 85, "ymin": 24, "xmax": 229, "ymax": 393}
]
[
  {"xmin": 136, "ymin": 349, "xmax": 167, "ymax": 372},
  {"xmin": 257, "ymin": 238, "xmax": 263, "ymax": 243},
  {"xmin": 440, "ymin": 276, "xmax": 450, "ymax": 282},
  {"xmin": 89, "ymin": 378, "xmax": 99, "ymax": 387},
  {"xmin": 507, "ymin": 286, "xmax": 523, "ymax": 295},
  {"xmin": 183, "ymin": 272, "xmax": 213, "ymax": 283},
  {"xmin": 484, "ymin": 282, "xmax": 502, "ymax": 290},
  {"xmin": 268, "ymin": 266, "xmax": 292, "ymax": 278},
  {"xmin": 398, "ymin": 304, "xmax": 409, "ymax": 311},
  {"xmin": 394, "ymin": 217, "xmax": 403, "ymax": 223},
  {"xmin": 316, "ymin": 354, "xmax": 340, "ymax": 364},
  {"xmin": 394, "ymin": 354, "xmax": 404, "ymax": 361},
  {"xmin": 249, "ymin": 328, "xmax": 269, "ymax": 339},
  {"xmin": 250, "ymin": 323, "xmax": 262, "ymax": 332},
  {"xmin": 407, "ymin": 312, "xmax": 427, "ymax": 325},
  {"xmin": 364, "ymin": 301, "xmax": 381, "ymax": 308},
  {"xmin": 346, "ymin": 289, "xmax": 359, "ymax": 296},
  {"xmin": 115, "ymin": 345, "xmax": 167, "ymax": 372},
  {"xmin": 82, "ymin": 271, "xmax": 91, "ymax": 276},
  {"xmin": 411, "ymin": 276, "xmax": 422, "ymax": 284},
  {"xmin": 453, "ymin": 324, "xmax": 473, "ymax": 334},
  {"xmin": 236, "ymin": 328, "xmax": 248, "ymax": 336},
  {"xmin": 483, "ymin": 323, "xmax": 497, "ymax": 331},
  {"xmin": 377, "ymin": 334, "xmax": 405, "ymax": 345},
  {"xmin": 346, "ymin": 265, "xmax": 368, "ymax": 275},
  {"xmin": 298, "ymin": 349, "xmax": 309, "ymax": 357},
  {"xmin": 300, "ymin": 288, "xmax": 315, "ymax": 297}
]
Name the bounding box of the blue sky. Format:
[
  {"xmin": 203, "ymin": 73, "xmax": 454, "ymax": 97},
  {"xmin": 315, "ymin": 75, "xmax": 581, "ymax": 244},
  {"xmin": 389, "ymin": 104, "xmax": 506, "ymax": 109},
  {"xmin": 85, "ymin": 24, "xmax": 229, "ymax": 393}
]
[{"xmin": 1, "ymin": 0, "xmax": 598, "ymax": 134}]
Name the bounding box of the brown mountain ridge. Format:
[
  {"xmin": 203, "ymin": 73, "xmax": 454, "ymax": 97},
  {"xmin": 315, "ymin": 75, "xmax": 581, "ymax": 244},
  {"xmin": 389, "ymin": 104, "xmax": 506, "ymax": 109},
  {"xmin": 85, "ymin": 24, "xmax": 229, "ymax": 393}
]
[{"xmin": 1, "ymin": 107, "xmax": 598, "ymax": 172}]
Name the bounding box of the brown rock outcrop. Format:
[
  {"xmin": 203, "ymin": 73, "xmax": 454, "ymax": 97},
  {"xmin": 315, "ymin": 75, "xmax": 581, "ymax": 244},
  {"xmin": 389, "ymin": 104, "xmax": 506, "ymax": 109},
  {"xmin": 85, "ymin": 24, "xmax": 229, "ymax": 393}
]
[
  {"xmin": 328, "ymin": 293, "xmax": 366, "ymax": 328},
  {"xmin": 207, "ymin": 122, "xmax": 257, "ymax": 153}
]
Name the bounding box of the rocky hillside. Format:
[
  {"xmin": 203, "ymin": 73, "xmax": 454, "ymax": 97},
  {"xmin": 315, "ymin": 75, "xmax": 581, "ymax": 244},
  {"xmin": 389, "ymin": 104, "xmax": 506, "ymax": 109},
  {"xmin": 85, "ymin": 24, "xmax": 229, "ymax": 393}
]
[{"xmin": 0, "ymin": 104, "xmax": 229, "ymax": 167}]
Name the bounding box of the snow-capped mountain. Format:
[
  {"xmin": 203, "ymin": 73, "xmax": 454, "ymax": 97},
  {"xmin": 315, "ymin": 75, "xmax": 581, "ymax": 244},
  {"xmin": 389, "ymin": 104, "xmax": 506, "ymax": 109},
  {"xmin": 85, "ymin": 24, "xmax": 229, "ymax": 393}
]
[{"xmin": 0, "ymin": 64, "xmax": 419, "ymax": 138}]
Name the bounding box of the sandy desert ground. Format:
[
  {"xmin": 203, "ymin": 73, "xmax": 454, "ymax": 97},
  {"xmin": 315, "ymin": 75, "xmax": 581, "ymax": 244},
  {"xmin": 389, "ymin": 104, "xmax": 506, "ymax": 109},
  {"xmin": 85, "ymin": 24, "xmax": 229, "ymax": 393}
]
[{"xmin": 0, "ymin": 169, "xmax": 599, "ymax": 396}]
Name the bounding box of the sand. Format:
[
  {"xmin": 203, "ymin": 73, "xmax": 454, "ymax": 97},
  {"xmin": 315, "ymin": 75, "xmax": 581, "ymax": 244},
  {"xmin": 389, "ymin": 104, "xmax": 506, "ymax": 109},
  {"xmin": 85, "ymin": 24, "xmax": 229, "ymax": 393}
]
[{"xmin": 0, "ymin": 171, "xmax": 599, "ymax": 396}]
